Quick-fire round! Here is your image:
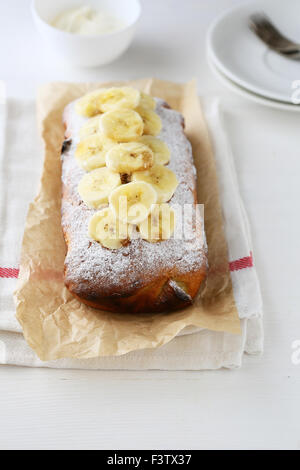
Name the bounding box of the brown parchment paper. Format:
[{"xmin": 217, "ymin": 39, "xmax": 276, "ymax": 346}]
[{"xmin": 14, "ymin": 78, "xmax": 240, "ymax": 361}]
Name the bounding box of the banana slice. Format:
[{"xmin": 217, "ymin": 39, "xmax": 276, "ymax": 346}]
[
  {"xmin": 75, "ymin": 89, "xmax": 105, "ymax": 117},
  {"xmin": 78, "ymin": 167, "xmax": 121, "ymax": 208},
  {"xmin": 106, "ymin": 142, "xmax": 154, "ymax": 174},
  {"xmin": 89, "ymin": 207, "xmax": 129, "ymax": 249},
  {"xmin": 109, "ymin": 181, "xmax": 157, "ymax": 224},
  {"xmin": 75, "ymin": 134, "xmax": 114, "ymax": 171},
  {"xmin": 79, "ymin": 116, "xmax": 102, "ymax": 139},
  {"xmin": 132, "ymin": 164, "xmax": 178, "ymax": 203},
  {"xmin": 139, "ymin": 92, "xmax": 156, "ymax": 110},
  {"xmin": 138, "ymin": 136, "xmax": 170, "ymax": 165},
  {"xmin": 139, "ymin": 204, "xmax": 176, "ymax": 242},
  {"xmin": 99, "ymin": 87, "xmax": 141, "ymax": 112},
  {"xmin": 76, "ymin": 87, "xmax": 141, "ymax": 117},
  {"xmin": 101, "ymin": 109, "xmax": 144, "ymax": 142},
  {"xmin": 136, "ymin": 106, "xmax": 162, "ymax": 136}
]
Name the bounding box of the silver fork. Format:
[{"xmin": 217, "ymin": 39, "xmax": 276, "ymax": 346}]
[{"xmin": 249, "ymin": 13, "xmax": 300, "ymax": 60}]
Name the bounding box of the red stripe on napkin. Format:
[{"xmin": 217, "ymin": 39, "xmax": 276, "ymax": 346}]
[
  {"xmin": 229, "ymin": 252, "xmax": 253, "ymax": 272},
  {"xmin": 0, "ymin": 253, "xmax": 254, "ymax": 279},
  {"xmin": 0, "ymin": 267, "xmax": 19, "ymax": 278}
]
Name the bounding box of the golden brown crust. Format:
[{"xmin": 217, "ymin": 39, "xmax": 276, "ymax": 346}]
[
  {"xmin": 65, "ymin": 267, "xmax": 207, "ymax": 313},
  {"xmin": 61, "ymin": 97, "xmax": 207, "ymax": 313}
]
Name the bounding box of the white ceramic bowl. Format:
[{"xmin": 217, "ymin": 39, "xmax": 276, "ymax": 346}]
[{"xmin": 31, "ymin": 0, "xmax": 141, "ymax": 67}]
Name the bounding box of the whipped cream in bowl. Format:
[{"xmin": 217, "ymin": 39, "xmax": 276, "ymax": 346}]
[
  {"xmin": 32, "ymin": 0, "xmax": 141, "ymax": 67},
  {"xmin": 51, "ymin": 5, "xmax": 125, "ymax": 36}
]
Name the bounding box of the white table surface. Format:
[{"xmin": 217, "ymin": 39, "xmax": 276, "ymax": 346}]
[{"xmin": 1, "ymin": 0, "xmax": 300, "ymax": 451}]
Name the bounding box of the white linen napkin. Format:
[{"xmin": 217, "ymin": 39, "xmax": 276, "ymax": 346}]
[{"xmin": 0, "ymin": 83, "xmax": 263, "ymax": 369}]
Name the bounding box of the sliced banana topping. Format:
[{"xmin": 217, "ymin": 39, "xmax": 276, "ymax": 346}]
[
  {"xmin": 75, "ymin": 134, "xmax": 114, "ymax": 171},
  {"xmin": 78, "ymin": 167, "xmax": 121, "ymax": 208},
  {"xmin": 100, "ymin": 109, "xmax": 144, "ymax": 142},
  {"xmin": 109, "ymin": 181, "xmax": 157, "ymax": 225},
  {"xmin": 75, "ymin": 89, "xmax": 105, "ymax": 117},
  {"xmin": 106, "ymin": 142, "xmax": 154, "ymax": 174},
  {"xmin": 89, "ymin": 207, "xmax": 130, "ymax": 249},
  {"xmin": 132, "ymin": 164, "xmax": 178, "ymax": 203},
  {"xmin": 136, "ymin": 106, "xmax": 162, "ymax": 136},
  {"xmin": 74, "ymin": 87, "xmax": 180, "ymax": 250},
  {"xmin": 139, "ymin": 204, "xmax": 176, "ymax": 242},
  {"xmin": 138, "ymin": 136, "xmax": 170, "ymax": 165},
  {"xmin": 76, "ymin": 87, "xmax": 141, "ymax": 117},
  {"xmin": 79, "ymin": 115, "xmax": 102, "ymax": 139},
  {"xmin": 98, "ymin": 87, "xmax": 141, "ymax": 113}
]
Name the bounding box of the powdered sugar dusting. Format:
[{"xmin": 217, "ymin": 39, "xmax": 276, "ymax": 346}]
[{"xmin": 61, "ymin": 98, "xmax": 207, "ymax": 297}]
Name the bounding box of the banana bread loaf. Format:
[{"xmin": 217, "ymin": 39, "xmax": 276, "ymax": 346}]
[{"xmin": 61, "ymin": 88, "xmax": 207, "ymax": 313}]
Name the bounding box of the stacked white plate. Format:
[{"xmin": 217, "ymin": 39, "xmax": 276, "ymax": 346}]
[{"xmin": 207, "ymin": 0, "xmax": 300, "ymax": 112}]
